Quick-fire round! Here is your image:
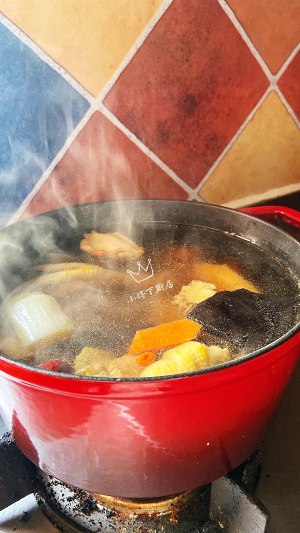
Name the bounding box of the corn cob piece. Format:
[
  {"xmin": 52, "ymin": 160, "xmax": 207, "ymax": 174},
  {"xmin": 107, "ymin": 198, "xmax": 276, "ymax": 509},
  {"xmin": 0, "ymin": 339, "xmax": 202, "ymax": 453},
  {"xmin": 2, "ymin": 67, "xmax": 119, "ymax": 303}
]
[{"xmin": 140, "ymin": 341, "xmax": 209, "ymax": 378}]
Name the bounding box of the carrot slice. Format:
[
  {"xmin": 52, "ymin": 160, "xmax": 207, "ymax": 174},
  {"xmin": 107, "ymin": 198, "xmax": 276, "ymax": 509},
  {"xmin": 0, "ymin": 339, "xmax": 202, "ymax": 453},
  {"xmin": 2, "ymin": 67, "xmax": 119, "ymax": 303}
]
[
  {"xmin": 129, "ymin": 319, "xmax": 201, "ymax": 355},
  {"xmin": 136, "ymin": 351, "xmax": 157, "ymax": 366}
]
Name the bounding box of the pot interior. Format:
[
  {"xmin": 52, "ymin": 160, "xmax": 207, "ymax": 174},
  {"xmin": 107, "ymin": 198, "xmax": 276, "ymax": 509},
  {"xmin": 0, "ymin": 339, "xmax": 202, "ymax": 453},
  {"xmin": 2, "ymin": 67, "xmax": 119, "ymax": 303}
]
[{"xmin": 0, "ymin": 200, "xmax": 299, "ymax": 379}]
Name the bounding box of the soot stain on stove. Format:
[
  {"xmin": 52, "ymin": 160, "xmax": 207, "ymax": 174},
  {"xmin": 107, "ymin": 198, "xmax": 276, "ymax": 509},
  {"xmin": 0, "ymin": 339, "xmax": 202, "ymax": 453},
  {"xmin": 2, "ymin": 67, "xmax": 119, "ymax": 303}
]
[{"xmin": 19, "ymin": 511, "xmax": 31, "ymax": 524}]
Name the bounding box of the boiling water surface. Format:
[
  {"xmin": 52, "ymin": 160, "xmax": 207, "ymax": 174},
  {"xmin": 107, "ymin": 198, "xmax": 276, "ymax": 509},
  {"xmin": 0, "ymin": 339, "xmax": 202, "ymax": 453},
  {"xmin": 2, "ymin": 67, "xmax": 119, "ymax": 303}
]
[{"xmin": 0, "ymin": 222, "xmax": 299, "ymax": 374}]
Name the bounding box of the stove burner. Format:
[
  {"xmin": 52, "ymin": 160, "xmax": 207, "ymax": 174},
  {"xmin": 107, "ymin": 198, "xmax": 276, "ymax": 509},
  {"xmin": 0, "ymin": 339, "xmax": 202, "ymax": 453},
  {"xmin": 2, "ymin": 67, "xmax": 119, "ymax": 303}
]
[
  {"xmin": 36, "ymin": 474, "xmax": 268, "ymax": 533},
  {"xmin": 38, "ymin": 471, "xmax": 211, "ymax": 532},
  {"xmin": 0, "ymin": 429, "xmax": 269, "ymax": 532}
]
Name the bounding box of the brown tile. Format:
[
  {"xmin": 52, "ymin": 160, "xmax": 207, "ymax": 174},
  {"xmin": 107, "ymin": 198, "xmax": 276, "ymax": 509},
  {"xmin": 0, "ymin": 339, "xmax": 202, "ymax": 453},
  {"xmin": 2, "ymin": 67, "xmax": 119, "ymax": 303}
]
[
  {"xmin": 21, "ymin": 111, "xmax": 188, "ymax": 218},
  {"xmin": 104, "ymin": 0, "xmax": 268, "ymax": 188},
  {"xmin": 199, "ymin": 92, "xmax": 300, "ymax": 206},
  {"xmin": 227, "ymin": 0, "xmax": 300, "ymax": 74},
  {"xmin": 278, "ymin": 51, "xmax": 300, "ymax": 120}
]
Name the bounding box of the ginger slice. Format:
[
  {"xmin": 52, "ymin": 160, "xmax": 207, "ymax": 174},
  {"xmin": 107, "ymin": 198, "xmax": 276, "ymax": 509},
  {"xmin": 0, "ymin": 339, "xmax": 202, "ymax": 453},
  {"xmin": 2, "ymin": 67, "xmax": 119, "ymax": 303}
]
[
  {"xmin": 174, "ymin": 280, "xmax": 217, "ymax": 312},
  {"xmin": 192, "ymin": 262, "xmax": 260, "ymax": 293}
]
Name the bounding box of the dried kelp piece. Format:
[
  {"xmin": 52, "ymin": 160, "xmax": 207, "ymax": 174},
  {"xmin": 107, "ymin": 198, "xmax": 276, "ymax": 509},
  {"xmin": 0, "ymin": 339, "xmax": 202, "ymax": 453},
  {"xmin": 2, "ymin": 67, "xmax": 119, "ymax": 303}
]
[{"xmin": 188, "ymin": 289, "xmax": 299, "ymax": 350}]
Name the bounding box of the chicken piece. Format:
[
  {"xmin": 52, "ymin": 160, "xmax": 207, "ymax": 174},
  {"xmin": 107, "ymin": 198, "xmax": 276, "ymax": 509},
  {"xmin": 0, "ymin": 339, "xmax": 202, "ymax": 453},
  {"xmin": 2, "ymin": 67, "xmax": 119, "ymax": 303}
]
[
  {"xmin": 107, "ymin": 354, "xmax": 141, "ymax": 378},
  {"xmin": 35, "ymin": 262, "xmax": 89, "ymax": 273},
  {"xmin": 140, "ymin": 341, "xmax": 209, "ymax": 378},
  {"xmin": 206, "ymin": 345, "xmax": 231, "ymax": 366},
  {"xmin": 80, "ymin": 231, "xmax": 143, "ymax": 259},
  {"xmin": 74, "ymin": 347, "xmax": 114, "ymax": 376},
  {"xmin": 0, "ymin": 333, "xmax": 34, "ymax": 360},
  {"xmin": 28, "ymin": 262, "xmax": 128, "ymax": 290},
  {"xmin": 174, "ymin": 280, "xmax": 217, "ymax": 312}
]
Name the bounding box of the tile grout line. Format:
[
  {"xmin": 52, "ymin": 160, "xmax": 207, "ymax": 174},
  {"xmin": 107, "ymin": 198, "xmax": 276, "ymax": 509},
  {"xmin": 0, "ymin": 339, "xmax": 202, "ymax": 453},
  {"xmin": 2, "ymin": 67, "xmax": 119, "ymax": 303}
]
[
  {"xmin": 1, "ymin": 0, "xmax": 189, "ymax": 211},
  {"xmin": 0, "ymin": 12, "xmax": 96, "ymax": 105},
  {"xmin": 99, "ymin": 104, "xmax": 193, "ymax": 196},
  {"xmin": 274, "ymin": 86, "xmax": 300, "ymax": 129},
  {"xmin": 218, "ymin": 1, "xmax": 299, "ymax": 85},
  {"xmin": 190, "ymin": 87, "xmax": 272, "ymax": 199},
  {"xmin": 92, "ymin": 0, "xmax": 195, "ymax": 199},
  {"xmin": 218, "ymin": 1, "xmax": 299, "ymax": 122},
  {"xmin": 193, "ymin": 81, "xmax": 300, "ymax": 200},
  {"xmin": 189, "ymin": 195, "xmax": 204, "ymax": 203},
  {"xmin": 1, "ymin": 2, "xmax": 297, "ymax": 213},
  {"xmin": 217, "ymin": 0, "xmax": 274, "ymax": 81},
  {"xmin": 7, "ymin": 105, "xmax": 98, "ymax": 225},
  {"xmin": 1, "ymin": 3, "xmax": 188, "ymax": 210},
  {"xmin": 191, "ymin": 0, "xmax": 300, "ymax": 199},
  {"xmin": 96, "ymin": 0, "xmax": 174, "ymax": 102},
  {"xmin": 223, "ymin": 182, "xmax": 300, "ymax": 209},
  {"xmin": 100, "ymin": 0, "xmax": 299, "ymax": 202},
  {"xmin": 276, "ymin": 42, "xmax": 300, "ymax": 80}
]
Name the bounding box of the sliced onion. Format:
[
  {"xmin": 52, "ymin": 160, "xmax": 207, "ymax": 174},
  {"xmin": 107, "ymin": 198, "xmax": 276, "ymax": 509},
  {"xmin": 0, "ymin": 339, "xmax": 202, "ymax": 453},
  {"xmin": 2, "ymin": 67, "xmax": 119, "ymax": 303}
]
[{"xmin": 6, "ymin": 292, "xmax": 72, "ymax": 347}]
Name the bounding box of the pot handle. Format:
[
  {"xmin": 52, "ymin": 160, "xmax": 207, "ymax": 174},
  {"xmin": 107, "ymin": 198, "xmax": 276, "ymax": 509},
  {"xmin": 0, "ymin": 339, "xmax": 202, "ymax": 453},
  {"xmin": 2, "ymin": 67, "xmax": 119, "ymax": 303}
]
[{"xmin": 240, "ymin": 206, "xmax": 300, "ymax": 234}]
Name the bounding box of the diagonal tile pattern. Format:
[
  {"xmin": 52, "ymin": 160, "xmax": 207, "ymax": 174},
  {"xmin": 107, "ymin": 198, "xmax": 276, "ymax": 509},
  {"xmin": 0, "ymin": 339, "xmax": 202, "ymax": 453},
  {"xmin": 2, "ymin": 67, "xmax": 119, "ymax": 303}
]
[
  {"xmin": 227, "ymin": 0, "xmax": 300, "ymax": 74},
  {"xmin": 104, "ymin": 0, "xmax": 268, "ymax": 188},
  {"xmin": 0, "ymin": 22, "xmax": 89, "ymax": 226},
  {"xmin": 0, "ymin": 0, "xmax": 164, "ymax": 96},
  {"xmin": 22, "ymin": 111, "xmax": 188, "ymax": 218},
  {"xmin": 199, "ymin": 92, "xmax": 300, "ymax": 206},
  {"xmin": 0, "ymin": 0, "xmax": 298, "ymax": 223},
  {"xmin": 278, "ymin": 51, "xmax": 300, "ymax": 121}
]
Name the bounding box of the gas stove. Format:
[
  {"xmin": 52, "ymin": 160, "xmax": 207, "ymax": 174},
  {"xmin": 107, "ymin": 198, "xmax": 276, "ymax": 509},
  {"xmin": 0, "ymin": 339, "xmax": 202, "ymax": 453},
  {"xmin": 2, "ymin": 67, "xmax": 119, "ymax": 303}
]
[
  {"xmin": 0, "ymin": 362, "xmax": 299, "ymax": 533},
  {"xmin": 0, "ymin": 432, "xmax": 268, "ymax": 533}
]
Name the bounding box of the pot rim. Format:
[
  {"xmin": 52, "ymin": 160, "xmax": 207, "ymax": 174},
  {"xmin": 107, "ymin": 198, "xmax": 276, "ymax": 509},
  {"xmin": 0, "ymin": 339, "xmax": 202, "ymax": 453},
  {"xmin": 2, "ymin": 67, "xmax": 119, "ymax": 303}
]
[{"xmin": 0, "ymin": 199, "xmax": 299, "ymax": 383}]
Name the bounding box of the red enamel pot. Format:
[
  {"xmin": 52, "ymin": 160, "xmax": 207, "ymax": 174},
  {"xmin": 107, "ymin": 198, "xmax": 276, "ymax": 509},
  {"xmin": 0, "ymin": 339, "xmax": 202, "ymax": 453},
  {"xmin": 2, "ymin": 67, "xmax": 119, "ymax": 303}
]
[{"xmin": 0, "ymin": 201, "xmax": 299, "ymax": 498}]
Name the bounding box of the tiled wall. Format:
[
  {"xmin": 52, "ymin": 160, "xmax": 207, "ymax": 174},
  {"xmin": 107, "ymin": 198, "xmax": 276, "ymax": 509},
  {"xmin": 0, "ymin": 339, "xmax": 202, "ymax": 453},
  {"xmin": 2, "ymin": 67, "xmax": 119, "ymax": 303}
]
[{"xmin": 0, "ymin": 0, "xmax": 299, "ymax": 226}]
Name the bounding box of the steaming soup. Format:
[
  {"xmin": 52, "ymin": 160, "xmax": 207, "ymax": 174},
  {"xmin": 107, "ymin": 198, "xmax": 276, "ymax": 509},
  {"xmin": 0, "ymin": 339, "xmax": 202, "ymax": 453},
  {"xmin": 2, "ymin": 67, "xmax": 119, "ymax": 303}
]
[{"xmin": 0, "ymin": 223, "xmax": 299, "ymax": 378}]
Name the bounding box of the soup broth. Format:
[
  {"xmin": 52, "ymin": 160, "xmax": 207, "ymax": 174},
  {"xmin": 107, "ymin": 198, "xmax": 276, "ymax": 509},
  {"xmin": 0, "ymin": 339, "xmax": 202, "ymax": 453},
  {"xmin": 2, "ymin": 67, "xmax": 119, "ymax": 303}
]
[{"xmin": 0, "ymin": 222, "xmax": 299, "ymax": 378}]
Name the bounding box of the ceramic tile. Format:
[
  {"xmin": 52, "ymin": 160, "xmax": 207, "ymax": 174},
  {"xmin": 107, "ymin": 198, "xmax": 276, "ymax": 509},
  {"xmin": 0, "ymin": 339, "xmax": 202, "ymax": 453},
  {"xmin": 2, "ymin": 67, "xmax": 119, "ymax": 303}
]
[
  {"xmin": 21, "ymin": 111, "xmax": 188, "ymax": 218},
  {"xmin": 0, "ymin": 23, "xmax": 89, "ymax": 226},
  {"xmin": 104, "ymin": 0, "xmax": 268, "ymax": 188},
  {"xmin": 227, "ymin": 0, "xmax": 300, "ymax": 74},
  {"xmin": 199, "ymin": 92, "xmax": 300, "ymax": 206},
  {"xmin": 0, "ymin": 0, "xmax": 164, "ymax": 96},
  {"xmin": 278, "ymin": 52, "xmax": 300, "ymax": 121}
]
